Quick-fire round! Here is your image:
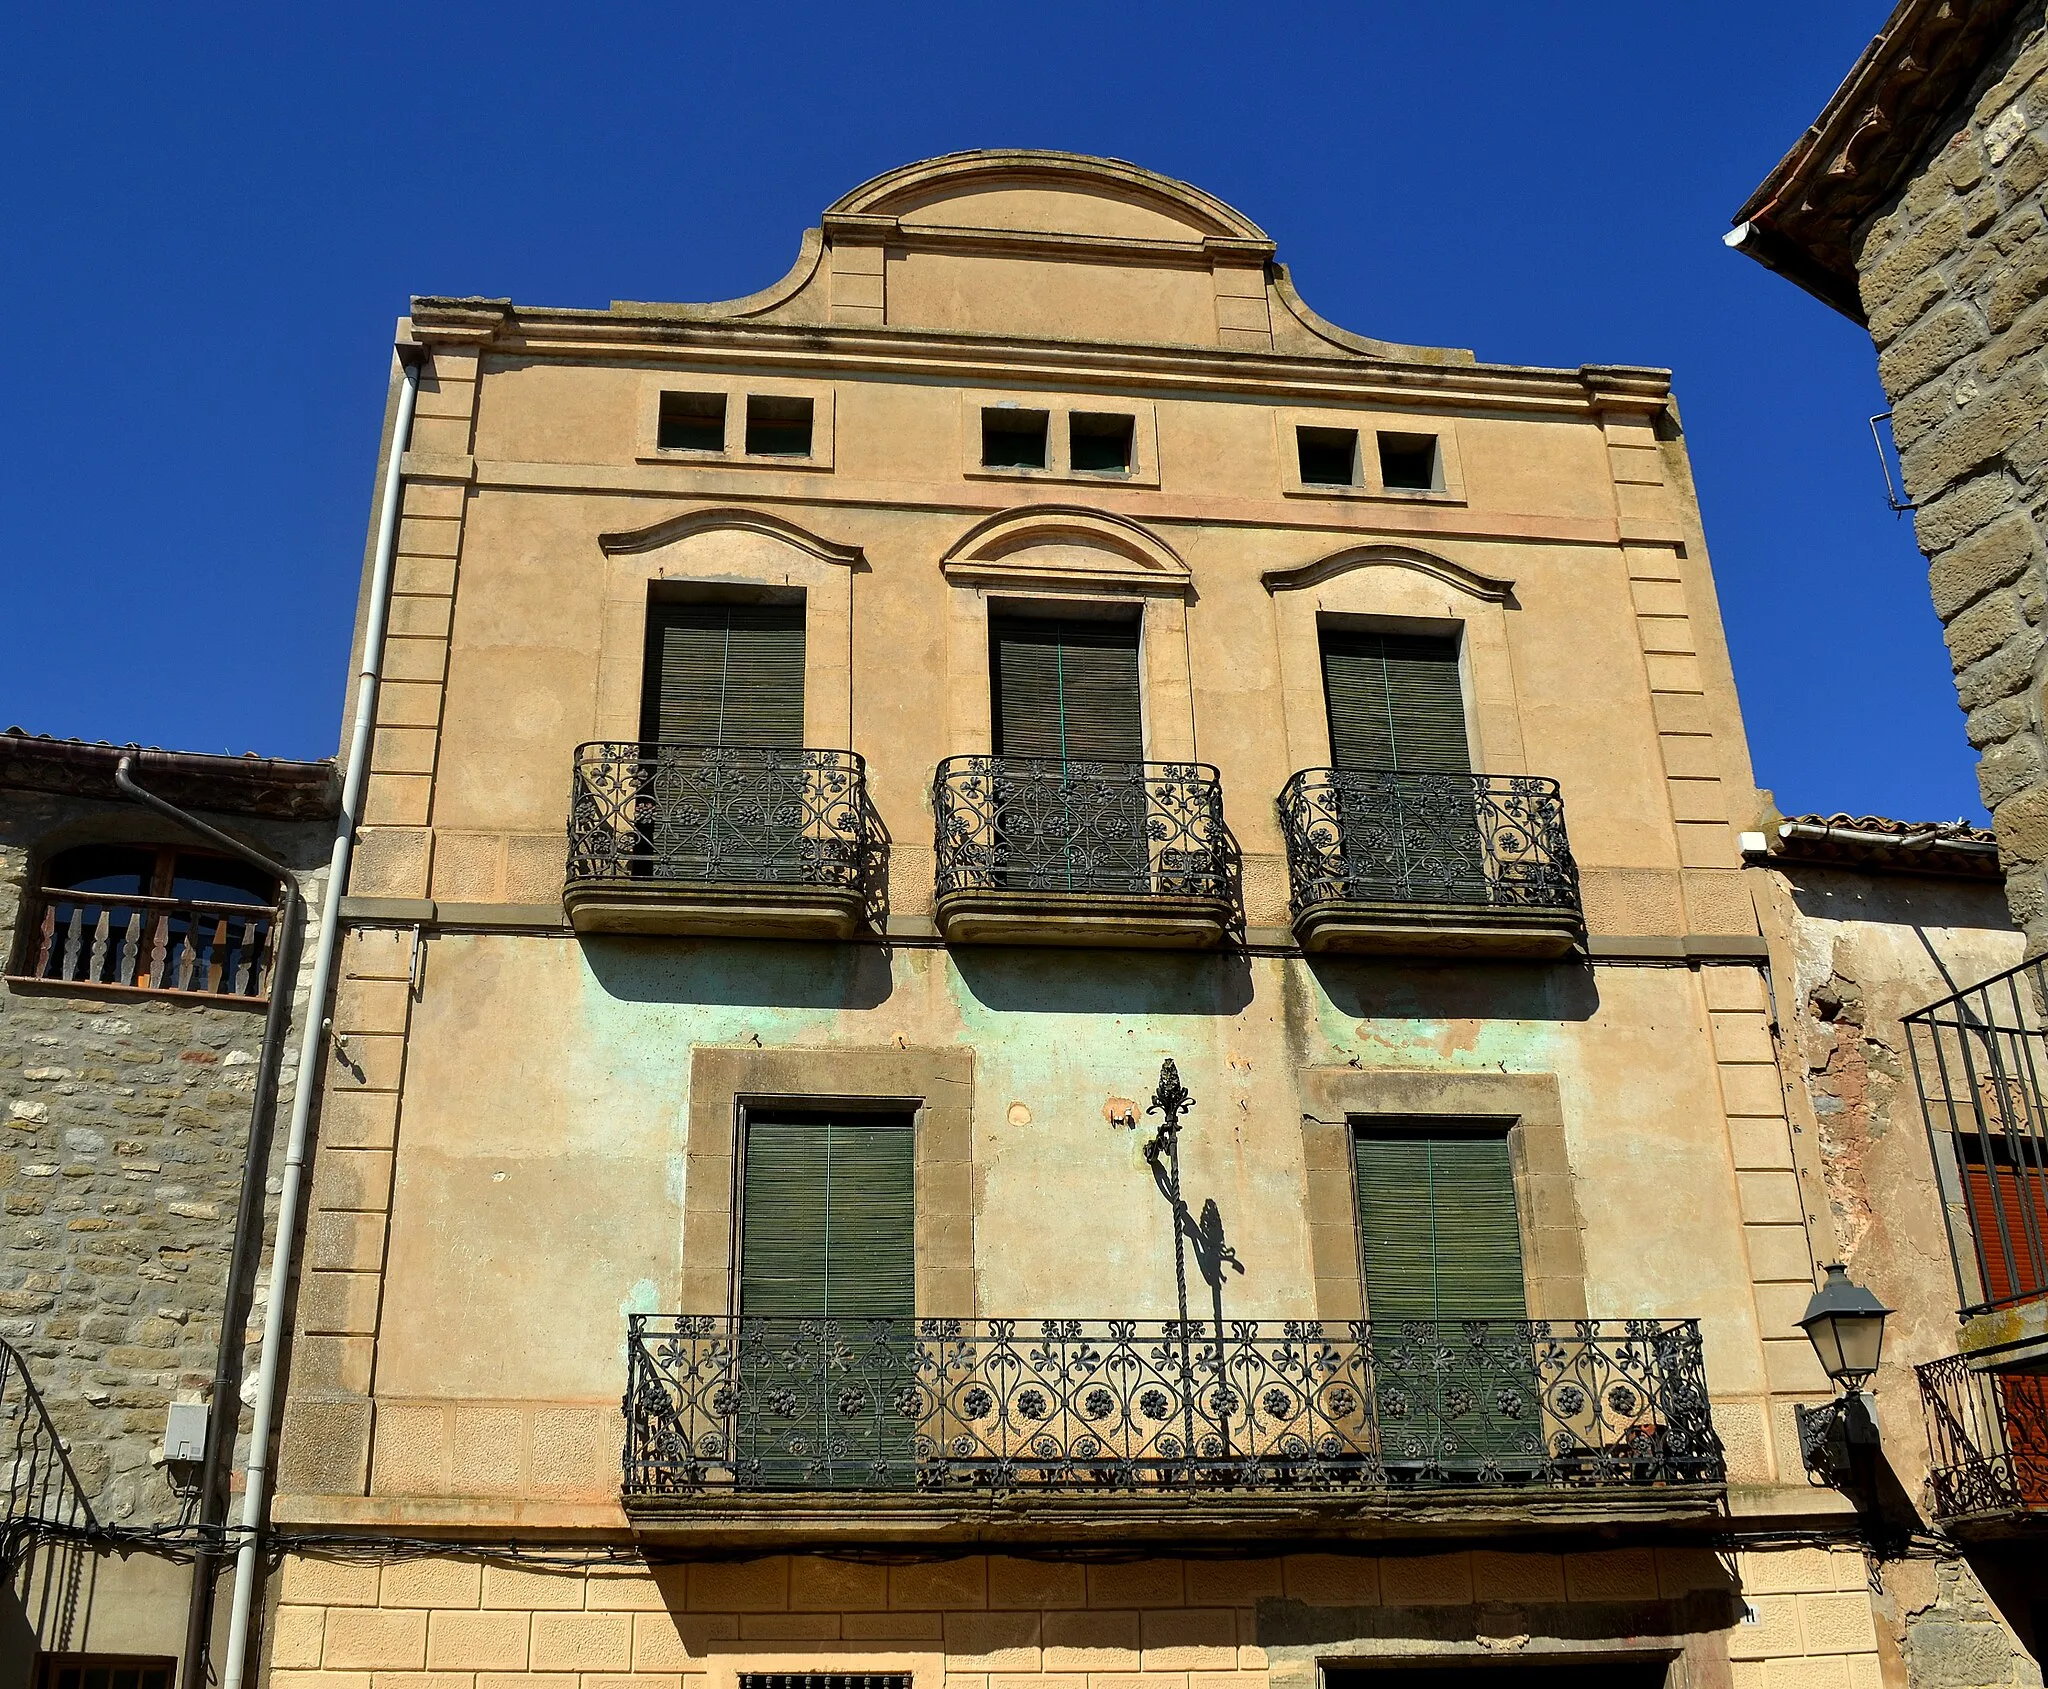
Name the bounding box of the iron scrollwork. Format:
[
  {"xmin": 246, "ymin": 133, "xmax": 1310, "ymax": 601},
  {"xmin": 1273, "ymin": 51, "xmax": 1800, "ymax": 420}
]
[
  {"xmin": 1918, "ymin": 1351, "xmax": 2048, "ymax": 1519},
  {"xmin": 623, "ymin": 1314, "xmax": 1723, "ymax": 1497},
  {"xmin": 1277, "ymin": 768, "xmax": 1580, "ymax": 915},
  {"xmin": 932, "ymin": 756, "xmax": 1229, "ymax": 901},
  {"xmin": 568, "ymin": 741, "xmax": 872, "ymax": 894}
]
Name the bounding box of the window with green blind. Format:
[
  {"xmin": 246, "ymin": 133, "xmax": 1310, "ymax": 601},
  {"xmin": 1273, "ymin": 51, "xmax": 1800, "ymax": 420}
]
[
  {"xmin": 1319, "ymin": 629, "xmax": 1469, "ymax": 773},
  {"xmin": 739, "ymin": 1113, "xmax": 916, "ymax": 1318},
  {"xmin": 737, "ymin": 1111, "xmax": 916, "ymax": 1487},
  {"xmin": 990, "ymin": 614, "xmax": 1144, "ymax": 762},
  {"xmin": 1353, "ymin": 1124, "xmax": 1526, "ymax": 1320},
  {"xmin": 640, "ymin": 599, "xmax": 806, "ymax": 747}
]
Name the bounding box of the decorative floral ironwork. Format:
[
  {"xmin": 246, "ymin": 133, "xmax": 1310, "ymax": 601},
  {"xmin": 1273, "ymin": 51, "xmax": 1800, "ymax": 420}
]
[
  {"xmin": 932, "ymin": 756, "xmax": 1230, "ymax": 901},
  {"xmin": 567, "ymin": 741, "xmax": 873, "ymax": 896},
  {"xmin": 1277, "ymin": 768, "xmax": 1580, "ymax": 915},
  {"xmin": 1918, "ymin": 1351, "xmax": 2048, "ymax": 1519},
  {"xmin": 623, "ymin": 1314, "xmax": 1722, "ymax": 1496}
]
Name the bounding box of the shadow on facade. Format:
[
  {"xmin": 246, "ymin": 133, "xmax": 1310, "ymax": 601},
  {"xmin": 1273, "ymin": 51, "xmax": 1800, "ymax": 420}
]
[
  {"xmin": 1306, "ymin": 955, "xmax": 1600, "ymax": 1024},
  {"xmin": 1781, "ymin": 862, "xmax": 2014, "ymax": 934},
  {"xmin": 949, "ymin": 945, "xmax": 1256, "ymax": 1016},
  {"xmin": 580, "ymin": 935, "xmax": 895, "ymax": 1010}
]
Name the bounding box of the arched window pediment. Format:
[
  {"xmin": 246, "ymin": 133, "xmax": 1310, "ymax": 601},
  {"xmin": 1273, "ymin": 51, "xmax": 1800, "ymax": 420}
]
[{"xmin": 941, "ymin": 505, "xmax": 1191, "ymax": 596}]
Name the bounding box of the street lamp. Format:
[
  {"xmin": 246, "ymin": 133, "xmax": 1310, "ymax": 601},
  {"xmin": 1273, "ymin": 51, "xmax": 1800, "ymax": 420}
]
[
  {"xmin": 1793, "ymin": 1264, "xmax": 1892, "ymax": 1483},
  {"xmin": 1797, "ymin": 1263, "xmax": 1892, "ymax": 1390}
]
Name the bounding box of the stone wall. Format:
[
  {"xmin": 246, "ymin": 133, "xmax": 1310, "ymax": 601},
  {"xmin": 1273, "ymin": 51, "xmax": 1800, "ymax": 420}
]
[
  {"xmin": 1859, "ymin": 5, "xmax": 2048, "ymax": 944},
  {"xmin": 0, "ymin": 788, "xmax": 328, "ymax": 1526},
  {"xmin": 264, "ymin": 1545, "xmax": 1884, "ymax": 1689}
]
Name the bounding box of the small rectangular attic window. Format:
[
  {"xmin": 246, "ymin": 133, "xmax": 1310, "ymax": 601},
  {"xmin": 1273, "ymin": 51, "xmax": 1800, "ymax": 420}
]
[
  {"xmin": 982, "ymin": 407, "xmax": 1050, "ymax": 469},
  {"xmin": 746, "ymin": 395, "xmax": 814, "ymax": 456},
  {"xmin": 1297, "ymin": 425, "xmax": 1358, "ymax": 486},
  {"xmin": 1070, "ymin": 412, "xmax": 1135, "ymax": 473},
  {"xmin": 658, "ymin": 391, "xmax": 726, "ymax": 452},
  {"xmin": 1378, "ymin": 431, "xmax": 1441, "ymax": 491}
]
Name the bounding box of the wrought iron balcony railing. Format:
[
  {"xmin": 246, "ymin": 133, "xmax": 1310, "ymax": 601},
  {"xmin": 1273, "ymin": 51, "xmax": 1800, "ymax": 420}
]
[
  {"xmin": 1278, "ymin": 768, "xmax": 1581, "ymax": 917},
  {"xmin": 14, "ymin": 886, "xmax": 278, "ymax": 1002},
  {"xmin": 1917, "ymin": 1352, "xmax": 2048, "ymax": 1520},
  {"xmin": 567, "ymin": 741, "xmax": 873, "ymax": 892},
  {"xmin": 931, "ymin": 757, "xmax": 1230, "ymax": 902},
  {"xmin": 623, "ymin": 1315, "xmax": 1720, "ymax": 1497},
  {"xmin": 1904, "ymin": 954, "xmax": 2048, "ymax": 1314}
]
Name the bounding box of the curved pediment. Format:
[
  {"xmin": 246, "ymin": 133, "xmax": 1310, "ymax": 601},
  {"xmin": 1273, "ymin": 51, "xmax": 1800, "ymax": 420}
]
[
  {"xmin": 1261, "ymin": 544, "xmax": 1515, "ymax": 604},
  {"xmin": 597, "ymin": 507, "xmax": 863, "ymax": 565},
  {"xmin": 831, "ymin": 151, "xmax": 1267, "ymax": 245},
  {"xmin": 941, "ymin": 506, "xmax": 1190, "ymax": 595}
]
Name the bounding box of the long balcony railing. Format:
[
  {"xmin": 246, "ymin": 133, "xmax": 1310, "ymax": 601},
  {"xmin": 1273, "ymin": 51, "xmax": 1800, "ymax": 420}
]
[
  {"xmin": 2, "ymin": 1339, "xmax": 95, "ymax": 1574},
  {"xmin": 623, "ymin": 1315, "xmax": 1720, "ymax": 1498},
  {"xmin": 1278, "ymin": 768, "xmax": 1581, "ymax": 920},
  {"xmin": 1917, "ymin": 1352, "xmax": 2048, "ymax": 1520},
  {"xmin": 931, "ymin": 757, "xmax": 1230, "ymax": 902},
  {"xmin": 567, "ymin": 741, "xmax": 873, "ymax": 892},
  {"xmin": 15, "ymin": 886, "xmax": 278, "ymax": 1001},
  {"xmin": 1903, "ymin": 954, "xmax": 2048, "ymax": 1314}
]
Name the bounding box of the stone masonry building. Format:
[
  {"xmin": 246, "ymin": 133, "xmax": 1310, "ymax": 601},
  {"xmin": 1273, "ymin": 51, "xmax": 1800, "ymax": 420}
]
[
  {"xmin": 1731, "ymin": 0, "xmax": 2048, "ymax": 948},
  {"xmin": 1, "ymin": 732, "xmax": 335, "ymax": 1676},
  {"xmin": 235, "ymin": 148, "xmax": 2010, "ymax": 1689}
]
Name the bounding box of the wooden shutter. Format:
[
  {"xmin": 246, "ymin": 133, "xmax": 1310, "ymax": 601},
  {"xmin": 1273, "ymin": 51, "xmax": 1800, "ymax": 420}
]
[
  {"xmin": 740, "ymin": 1113, "xmax": 914, "ymax": 1317},
  {"xmin": 1354, "ymin": 1124, "xmax": 1526, "ymax": 1320},
  {"xmin": 991, "ymin": 616, "xmax": 1143, "ymax": 762},
  {"xmin": 1321, "ymin": 631, "xmax": 1469, "ymax": 773},
  {"xmin": 640, "ymin": 601, "xmax": 805, "ymax": 747},
  {"xmin": 1962, "ymin": 1154, "xmax": 2048, "ymax": 1304}
]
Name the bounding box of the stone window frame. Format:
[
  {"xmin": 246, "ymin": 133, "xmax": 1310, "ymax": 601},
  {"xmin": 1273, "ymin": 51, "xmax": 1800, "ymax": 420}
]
[
  {"xmin": 958, "ymin": 388, "xmax": 1162, "ymax": 488},
  {"xmin": 1300, "ymin": 1067, "xmax": 1587, "ymax": 1323},
  {"xmin": 635, "ymin": 372, "xmax": 838, "ymax": 471},
  {"xmin": 1261, "ymin": 543, "xmax": 1524, "ymax": 783},
  {"xmin": 1276, "ymin": 405, "xmax": 1467, "ymax": 503},
  {"xmin": 680, "ymin": 1046, "xmax": 976, "ymax": 1318}
]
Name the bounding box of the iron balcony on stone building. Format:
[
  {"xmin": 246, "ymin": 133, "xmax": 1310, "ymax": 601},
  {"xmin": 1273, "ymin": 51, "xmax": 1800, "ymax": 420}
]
[
  {"xmin": 1905, "ymin": 950, "xmax": 2048, "ymax": 1528},
  {"xmin": 620, "ymin": 1313, "xmax": 1723, "ymax": 1544}
]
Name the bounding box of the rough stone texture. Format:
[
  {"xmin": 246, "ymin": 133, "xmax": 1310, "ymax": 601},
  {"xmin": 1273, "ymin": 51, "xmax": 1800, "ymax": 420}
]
[
  {"xmin": 1857, "ymin": 6, "xmax": 2048, "ymax": 944},
  {"xmin": 0, "ymin": 786, "xmax": 328, "ymax": 1523},
  {"xmin": 1896, "ymin": 1559, "xmax": 2045, "ymax": 1689}
]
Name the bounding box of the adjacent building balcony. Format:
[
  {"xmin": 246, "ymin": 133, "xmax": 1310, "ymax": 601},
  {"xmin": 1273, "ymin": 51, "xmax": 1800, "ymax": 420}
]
[
  {"xmin": 564, "ymin": 742, "xmax": 873, "ymax": 939},
  {"xmin": 931, "ymin": 756, "xmax": 1234, "ymax": 948},
  {"xmin": 1917, "ymin": 1353, "xmax": 2048, "ymax": 1528},
  {"xmin": 1277, "ymin": 768, "xmax": 1583, "ymax": 956},
  {"xmin": 621, "ymin": 1314, "xmax": 1723, "ymax": 1543}
]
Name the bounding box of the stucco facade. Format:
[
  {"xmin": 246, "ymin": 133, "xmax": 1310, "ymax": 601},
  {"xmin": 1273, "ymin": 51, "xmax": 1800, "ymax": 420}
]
[{"xmin": 260, "ymin": 152, "xmax": 1937, "ymax": 1689}]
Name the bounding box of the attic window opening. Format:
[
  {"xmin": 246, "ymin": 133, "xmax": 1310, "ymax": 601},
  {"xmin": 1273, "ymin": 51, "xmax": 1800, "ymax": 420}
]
[
  {"xmin": 1378, "ymin": 432, "xmax": 1441, "ymax": 492},
  {"xmin": 657, "ymin": 391, "xmax": 726, "ymax": 453},
  {"xmin": 1070, "ymin": 413, "xmax": 1135, "ymax": 474},
  {"xmin": 745, "ymin": 395, "xmax": 815, "ymax": 457},
  {"xmin": 982, "ymin": 408, "xmax": 1050, "ymax": 470},
  {"xmin": 1297, "ymin": 426, "xmax": 1359, "ymax": 487}
]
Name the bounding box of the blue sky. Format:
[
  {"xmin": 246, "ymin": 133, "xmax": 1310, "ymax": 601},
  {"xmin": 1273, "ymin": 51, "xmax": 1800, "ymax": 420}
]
[{"xmin": 2, "ymin": 4, "xmax": 1973, "ymax": 820}]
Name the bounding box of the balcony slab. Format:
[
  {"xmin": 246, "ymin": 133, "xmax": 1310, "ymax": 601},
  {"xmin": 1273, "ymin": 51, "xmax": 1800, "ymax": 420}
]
[
  {"xmin": 1959, "ymin": 1291, "xmax": 2048, "ymax": 1370},
  {"xmin": 564, "ymin": 879, "xmax": 866, "ymax": 940},
  {"xmin": 934, "ymin": 888, "xmax": 1233, "ymax": 949},
  {"xmin": 1293, "ymin": 900, "xmax": 1584, "ymax": 957},
  {"xmin": 621, "ymin": 1483, "xmax": 1727, "ymax": 1548}
]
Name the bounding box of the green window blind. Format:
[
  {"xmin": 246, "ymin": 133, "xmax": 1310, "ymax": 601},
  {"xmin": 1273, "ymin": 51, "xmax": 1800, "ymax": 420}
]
[
  {"xmin": 739, "ymin": 1113, "xmax": 915, "ymax": 1318},
  {"xmin": 1320, "ymin": 630, "xmax": 1469, "ymax": 773},
  {"xmin": 640, "ymin": 601, "xmax": 806, "ymax": 747},
  {"xmin": 1354, "ymin": 1124, "xmax": 1526, "ymax": 1320},
  {"xmin": 990, "ymin": 616, "xmax": 1144, "ymax": 762}
]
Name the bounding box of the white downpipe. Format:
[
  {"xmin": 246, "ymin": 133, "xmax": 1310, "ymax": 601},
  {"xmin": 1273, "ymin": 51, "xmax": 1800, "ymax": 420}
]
[{"xmin": 220, "ymin": 349, "xmax": 421, "ymax": 1689}]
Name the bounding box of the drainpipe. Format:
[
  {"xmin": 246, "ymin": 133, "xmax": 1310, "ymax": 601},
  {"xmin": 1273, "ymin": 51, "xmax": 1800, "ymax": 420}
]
[
  {"xmin": 112, "ymin": 757, "xmax": 303, "ymax": 1689},
  {"xmin": 219, "ymin": 343, "xmax": 425, "ymax": 1689}
]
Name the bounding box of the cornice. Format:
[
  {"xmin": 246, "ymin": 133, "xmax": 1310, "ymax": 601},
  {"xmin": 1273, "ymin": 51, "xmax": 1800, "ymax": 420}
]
[
  {"xmin": 597, "ymin": 504, "xmax": 864, "ymax": 564},
  {"xmin": 1261, "ymin": 543, "xmax": 1517, "ymax": 604},
  {"xmin": 414, "ymin": 298, "xmax": 1669, "ymax": 418},
  {"xmin": 818, "ymin": 213, "xmax": 1273, "ymax": 269}
]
